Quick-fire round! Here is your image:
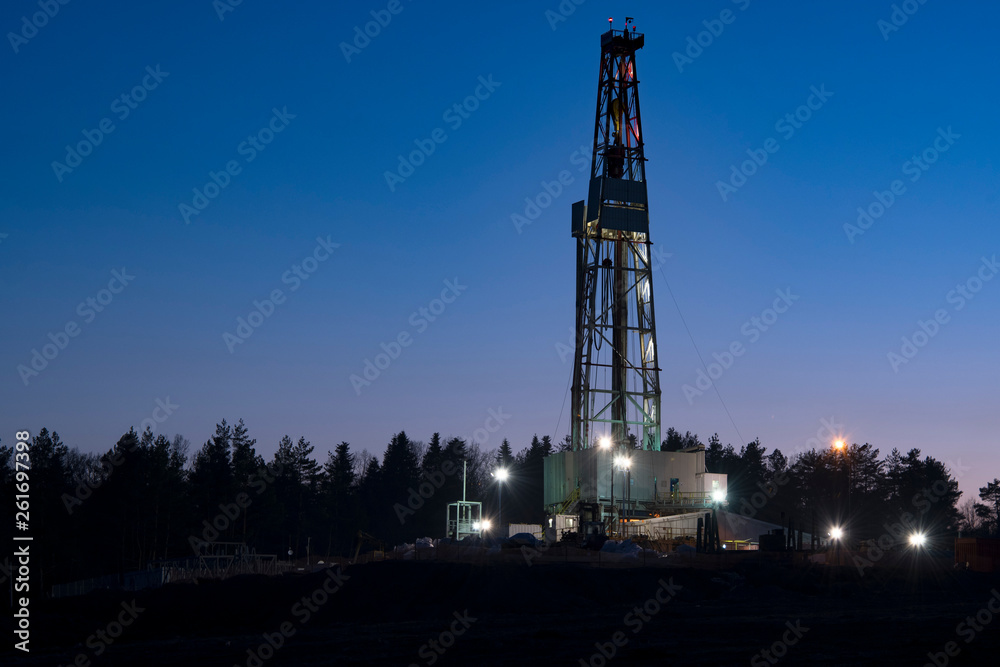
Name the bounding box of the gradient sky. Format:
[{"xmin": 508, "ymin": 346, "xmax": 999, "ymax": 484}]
[{"xmin": 1, "ymin": 1, "xmax": 998, "ymax": 500}]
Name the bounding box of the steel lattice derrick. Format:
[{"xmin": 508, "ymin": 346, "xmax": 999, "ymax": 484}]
[{"xmin": 572, "ymin": 24, "xmax": 660, "ymax": 453}]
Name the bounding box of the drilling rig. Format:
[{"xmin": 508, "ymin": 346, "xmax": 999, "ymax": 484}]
[
  {"xmin": 571, "ymin": 17, "xmax": 659, "ymax": 455},
  {"xmin": 545, "ymin": 19, "xmax": 727, "ymax": 540}
]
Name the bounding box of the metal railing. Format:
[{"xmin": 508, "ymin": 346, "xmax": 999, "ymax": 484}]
[
  {"xmin": 556, "ymin": 487, "xmax": 581, "ymax": 515},
  {"xmin": 651, "ymin": 491, "xmax": 715, "ymax": 507}
]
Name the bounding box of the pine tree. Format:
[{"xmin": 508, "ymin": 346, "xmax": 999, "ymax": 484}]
[
  {"xmin": 325, "ymin": 442, "xmax": 356, "ymax": 492},
  {"xmin": 293, "ymin": 436, "xmax": 321, "ymax": 490},
  {"xmin": 322, "ymin": 442, "xmax": 356, "ymax": 556},
  {"xmin": 663, "ymin": 427, "xmax": 682, "ymax": 451},
  {"xmin": 496, "ymin": 438, "xmax": 515, "ymax": 467},
  {"xmin": 383, "ymin": 431, "xmax": 420, "ymax": 490},
  {"xmin": 231, "ymin": 419, "xmax": 263, "ymax": 489},
  {"xmin": 766, "ymin": 449, "xmax": 787, "ymax": 476},
  {"xmin": 979, "ymin": 480, "xmax": 1000, "ymax": 535},
  {"xmin": 31, "ymin": 428, "xmax": 74, "ymax": 583},
  {"xmin": 441, "ymin": 437, "xmax": 469, "ymax": 504},
  {"xmin": 357, "ymin": 456, "xmax": 383, "ymax": 536},
  {"xmin": 422, "ymin": 433, "xmax": 444, "ymax": 473},
  {"xmin": 189, "ymin": 421, "xmax": 234, "ymax": 519},
  {"xmin": 274, "ymin": 435, "xmax": 297, "ymax": 480}
]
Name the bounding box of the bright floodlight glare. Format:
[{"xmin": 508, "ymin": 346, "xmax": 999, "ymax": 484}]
[
  {"xmin": 472, "ymin": 521, "xmax": 481, "ymax": 531},
  {"xmin": 481, "ymin": 519, "xmax": 491, "ymax": 531},
  {"xmin": 712, "ymin": 489, "xmax": 727, "ymax": 503},
  {"xmin": 614, "ymin": 455, "xmax": 631, "ymax": 470},
  {"xmin": 599, "ymin": 437, "xmax": 611, "ymax": 449},
  {"xmin": 834, "ymin": 440, "xmax": 845, "ymax": 450},
  {"xmin": 830, "ymin": 527, "xmax": 843, "ymax": 540},
  {"xmin": 495, "ymin": 468, "xmax": 509, "ymax": 482},
  {"xmin": 909, "ymin": 532, "xmax": 926, "ymax": 547}
]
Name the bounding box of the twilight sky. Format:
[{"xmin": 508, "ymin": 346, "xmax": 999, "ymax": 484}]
[{"xmin": 1, "ymin": 1, "xmax": 998, "ymax": 500}]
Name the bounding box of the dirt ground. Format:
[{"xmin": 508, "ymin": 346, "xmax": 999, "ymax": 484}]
[{"xmin": 5, "ymin": 548, "xmax": 1000, "ymax": 666}]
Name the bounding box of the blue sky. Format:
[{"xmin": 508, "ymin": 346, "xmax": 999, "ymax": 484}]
[{"xmin": 1, "ymin": 1, "xmax": 998, "ymax": 500}]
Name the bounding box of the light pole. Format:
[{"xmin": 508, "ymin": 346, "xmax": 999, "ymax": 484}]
[
  {"xmin": 625, "ymin": 458, "xmax": 631, "ymax": 536},
  {"xmin": 494, "ymin": 468, "xmax": 509, "ymax": 535},
  {"xmin": 600, "ymin": 437, "xmax": 612, "ymax": 535},
  {"xmin": 614, "ymin": 454, "xmax": 631, "ymax": 538},
  {"xmin": 830, "ymin": 526, "xmax": 843, "ymax": 565},
  {"xmin": 833, "ymin": 440, "xmax": 851, "ymax": 542}
]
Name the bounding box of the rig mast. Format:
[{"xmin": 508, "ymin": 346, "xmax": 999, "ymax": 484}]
[{"xmin": 571, "ymin": 19, "xmax": 661, "ymax": 453}]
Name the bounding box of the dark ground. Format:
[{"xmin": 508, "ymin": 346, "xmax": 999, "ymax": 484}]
[{"xmin": 4, "ymin": 549, "xmax": 1000, "ymax": 666}]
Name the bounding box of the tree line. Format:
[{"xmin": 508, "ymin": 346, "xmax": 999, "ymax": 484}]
[
  {"xmin": 664, "ymin": 427, "xmax": 998, "ymax": 544},
  {"xmin": 0, "ymin": 422, "xmax": 558, "ymax": 587},
  {"xmin": 1, "ymin": 422, "xmax": 997, "ymax": 587}
]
